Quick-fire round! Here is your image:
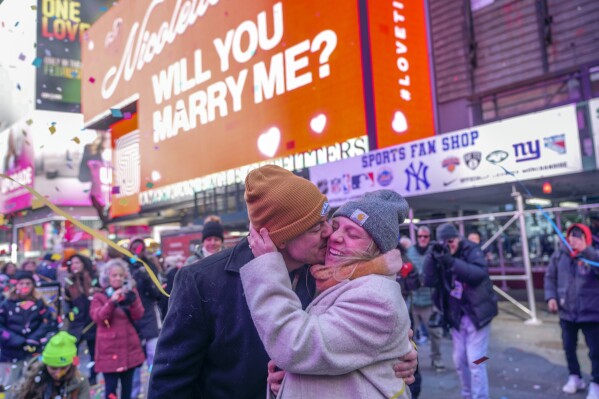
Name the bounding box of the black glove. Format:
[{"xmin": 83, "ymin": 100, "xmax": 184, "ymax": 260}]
[{"xmin": 432, "ymin": 248, "xmax": 453, "ymax": 266}]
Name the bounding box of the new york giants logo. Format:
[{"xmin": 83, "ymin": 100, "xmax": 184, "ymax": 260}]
[{"xmin": 513, "ymin": 140, "xmax": 541, "ymax": 162}]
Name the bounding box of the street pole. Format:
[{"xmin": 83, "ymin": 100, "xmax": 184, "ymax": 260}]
[{"xmin": 512, "ymin": 185, "xmax": 542, "ymax": 325}]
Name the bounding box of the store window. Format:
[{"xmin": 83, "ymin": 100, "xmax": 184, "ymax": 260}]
[{"xmin": 479, "ymin": 74, "xmax": 581, "ymax": 123}]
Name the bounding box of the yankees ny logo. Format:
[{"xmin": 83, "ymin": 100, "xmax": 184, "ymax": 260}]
[{"xmin": 405, "ymin": 161, "xmax": 430, "ymax": 192}]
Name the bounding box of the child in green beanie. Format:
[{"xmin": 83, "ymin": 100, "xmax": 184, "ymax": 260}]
[{"xmin": 14, "ymin": 331, "xmax": 90, "ymax": 399}]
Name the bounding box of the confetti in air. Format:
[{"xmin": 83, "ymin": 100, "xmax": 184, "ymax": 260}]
[{"xmin": 473, "ymin": 356, "xmax": 489, "ymax": 365}]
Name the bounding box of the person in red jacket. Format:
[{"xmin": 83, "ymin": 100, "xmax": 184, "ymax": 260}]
[{"xmin": 90, "ymin": 259, "xmax": 145, "ymax": 399}]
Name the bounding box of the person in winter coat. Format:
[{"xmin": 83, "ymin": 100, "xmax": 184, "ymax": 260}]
[
  {"xmin": 158, "ymin": 255, "xmax": 185, "ymax": 319},
  {"xmin": 1, "ymin": 262, "xmax": 17, "ymax": 278},
  {"xmin": 545, "ymin": 223, "xmax": 599, "ymax": 399},
  {"xmin": 128, "ymin": 238, "xmax": 163, "ymax": 398},
  {"xmin": 0, "ymin": 262, "xmax": 17, "ymax": 296},
  {"xmin": 148, "ymin": 165, "xmax": 418, "ymax": 399},
  {"xmin": 35, "ymin": 255, "xmax": 58, "ymax": 283},
  {"xmin": 15, "ymin": 331, "xmax": 90, "ymax": 399},
  {"xmin": 407, "ymin": 225, "xmax": 445, "ymax": 372},
  {"xmin": 20, "ymin": 261, "xmax": 37, "ymax": 274},
  {"xmin": 397, "ymin": 243, "xmax": 423, "ymax": 398},
  {"xmin": 0, "ymin": 271, "xmax": 56, "ymax": 396},
  {"xmin": 424, "ymin": 223, "xmax": 498, "ymax": 399},
  {"xmin": 90, "ymin": 259, "xmax": 145, "ymax": 399},
  {"xmin": 184, "ymin": 217, "xmax": 225, "ymax": 266},
  {"xmin": 241, "ymin": 190, "xmax": 413, "ymax": 399},
  {"xmin": 64, "ymin": 254, "xmax": 100, "ymax": 385}
]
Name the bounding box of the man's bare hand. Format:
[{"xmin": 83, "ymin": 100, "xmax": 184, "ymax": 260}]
[
  {"xmin": 248, "ymin": 227, "xmax": 278, "ymax": 257},
  {"xmin": 393, "ymin": 329, "xmax": 418, "ymax": 385},
  {"xmin": 267, "ymin": 360, "xmax": 285, "ymax": 396},
  {"xmin": 548, "ymin": 298, "xmax": 558, "ymax": 313}
]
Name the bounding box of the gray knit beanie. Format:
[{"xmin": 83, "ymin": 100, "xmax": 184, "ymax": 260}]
[
  {"xmin": 333, "ymin": 190, "xmax": 409, "ymax": 253},
  {"xmin": 436, "ymin": 223, "xmax": 459, "ymax": 241}
]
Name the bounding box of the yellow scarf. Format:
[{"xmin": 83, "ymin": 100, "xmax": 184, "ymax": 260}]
[{"xmin": 310, "ymin": 249, "xmax": 402, "ymax": 293}]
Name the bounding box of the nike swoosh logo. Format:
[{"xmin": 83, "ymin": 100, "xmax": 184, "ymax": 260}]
[{"xmin": 443, "ymin": 179, "xmax": 457, "ymax": 186}]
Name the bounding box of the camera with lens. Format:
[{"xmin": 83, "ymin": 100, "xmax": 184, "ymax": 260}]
[{"xmin": 431, "ymin": 241, "xmax": 449, "ymax": 256}]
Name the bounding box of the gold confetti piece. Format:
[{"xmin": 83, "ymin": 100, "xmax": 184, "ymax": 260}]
[
  {"xmin": 119, "ymin": 198, "xmax": 129, "ymax": 206},
  {"xmin": 49, "ymin": 126, "xmax": 56, "ymax": 134},
  {"xmin": 31, "ymin": 198, "xmax": 44, "ymax": 209},
  {"xmin": 30, "ymin": 5, "xmax": 37, "ymax": 10},
  {"xmin": 34, "ymin": 226, "xmax": 43, "ymax": 235},
  {"xmin": 72, "ymin": 137, "xmax": 80, "ymax": 144},
  {"xmin": 26, "ymin": 119, "xmax": 33, "ymax": 125}
]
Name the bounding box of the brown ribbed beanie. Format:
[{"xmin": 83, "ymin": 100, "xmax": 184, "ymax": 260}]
[{"xmin": 245, "ymin": 165, "xmax": 329, "ymax": 247}]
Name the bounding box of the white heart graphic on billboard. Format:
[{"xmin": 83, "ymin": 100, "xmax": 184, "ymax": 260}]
[
  {"xmin": 151, "ymin": 170, "xmax": 161, "ymax": 182},
  {"xmin": 310, "ymin": 114, "xmax": 327, "ymax": 134},
  {"xmin": 258, "ymin": 127, "xmax": 281, "ymax": 157},
  {"xmin": 392, "ymin": 111, "xmax": 408, "ymax": 133}
]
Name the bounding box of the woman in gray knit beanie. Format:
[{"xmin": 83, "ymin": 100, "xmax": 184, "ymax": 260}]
[{"xmin": 240, "ymin": 189, "xmax": 413, "ymax": 399}]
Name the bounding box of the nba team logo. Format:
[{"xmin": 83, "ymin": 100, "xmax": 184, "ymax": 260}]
[
  {"xmin": 544, "ymin": 134, "xmax": 566, "ymax": 154},
  {"xmin": 442, "ymin": 157, "xmax": 460, "ymax": 172},
  {"xmin": 377, "ymin": 168, "xmax": 394, "ymax": 187},
  {"xmin": 463, "ymin": 151, "xmax": 482, "ymax": 170},
  {"xmin": 330, "ymin": 178, "xmax": 342, "ymax": 194},
  {"xmin": 342, "ymin": 174, "xmax": 351, "ymax": 194}
]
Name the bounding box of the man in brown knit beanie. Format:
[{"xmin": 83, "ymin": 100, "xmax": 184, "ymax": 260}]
[{"xmin": 150, "ymin": 165, "xmax": 418, "ymax": 399}]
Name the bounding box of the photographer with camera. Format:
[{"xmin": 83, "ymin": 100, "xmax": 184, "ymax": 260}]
[{"xmin": 424, "ymin": 223, "xmax": 498, "ymax": 399}]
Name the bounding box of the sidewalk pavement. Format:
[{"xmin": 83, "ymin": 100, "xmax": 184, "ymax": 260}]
[{"xmin": 416, "ymin": 298, "xmax": 592, "ymax": 399}]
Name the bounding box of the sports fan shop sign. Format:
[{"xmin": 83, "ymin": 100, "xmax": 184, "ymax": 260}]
[
  {"xmin": 310, "ymin": 105, "xmax": 583, "ymax": 207},
  {"xmin": 82, "ymin": 0, "xmax": 434, "ymax": 191}
]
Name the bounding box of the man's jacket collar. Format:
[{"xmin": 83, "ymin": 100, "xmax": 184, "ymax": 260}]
[{"xmin": 224, "ymin": 237, "xmax": 255, "ymax": 273}]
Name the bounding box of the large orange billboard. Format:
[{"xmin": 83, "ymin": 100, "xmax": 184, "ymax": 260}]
[
  {"xmin": 367, "ymin": 0, "xmax": 435, "ymax": 148},
  {"xmin": 82, "ymin": 0, "xmax": 434, "ymax": 191}
]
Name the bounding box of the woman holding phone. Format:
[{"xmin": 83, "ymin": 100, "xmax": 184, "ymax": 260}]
[{"xmin": 90, "ymin": 259, "xmax": 145, "ymax": 399}]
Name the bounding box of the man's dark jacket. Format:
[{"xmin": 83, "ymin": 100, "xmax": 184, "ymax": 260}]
[
  {"xmin": 130, "ymin": 257, "xmax": 163, "ymax": 340},
  {"xmin": 148, "ymin": 238, "xmax": 315, "ymax": 399},
  {"xmin": 423, "ymin": 239, "xmax": 498, "ymax": 330}
]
